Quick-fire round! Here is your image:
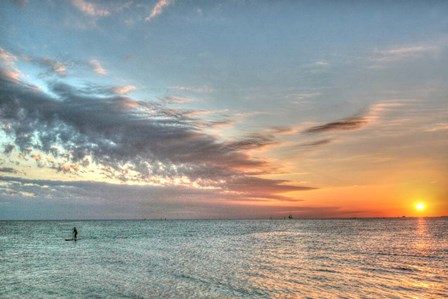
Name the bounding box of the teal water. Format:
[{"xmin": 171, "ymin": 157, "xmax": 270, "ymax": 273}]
[{"xmin": 1, "ymin": 219, "xmax": 447, "ymax": 298}]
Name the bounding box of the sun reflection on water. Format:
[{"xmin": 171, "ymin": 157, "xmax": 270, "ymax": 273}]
[{"xmin": 415, "ymin": 218, "xmax": 429, "ymax": 254}]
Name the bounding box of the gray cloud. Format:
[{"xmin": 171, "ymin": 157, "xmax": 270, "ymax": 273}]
[
  {"xmin": 300, "ymin": 139, "xmax": 333, "ymax": 147},
  {"xmin": 10, "ymin": 0, "xmax": 27, "ymax": 7},
  {"xmin": 0, "ymin": 69, "xmax": 315, "ymax": 200},
  {"xmin": 303, "ymin": 114, "xmax": 368, "ymax": 134},
  {"xmin": 0, "ymin": 177, "xmax": 342, "ymax": 220},
  {"xmin": 226, "ymin": 133, "xmax": 277, "ymax": 151},
  {"xmin": 32, "ymin": 57, "xmax": 67, "ymax": 77}
]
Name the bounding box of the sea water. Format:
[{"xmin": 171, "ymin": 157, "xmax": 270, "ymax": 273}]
[{"xmin": 1, "ymin": 218, "xmax": 447, "ymax": 298}]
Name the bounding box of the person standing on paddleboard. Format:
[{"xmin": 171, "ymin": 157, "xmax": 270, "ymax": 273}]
[{"xmin": 73, "ymin": 227, "xmax": 78, "ymax": 241}]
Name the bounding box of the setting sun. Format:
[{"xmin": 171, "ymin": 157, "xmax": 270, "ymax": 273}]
[{"xmin": 416, "ymin": 203, "xmax": 426, "ymax": 211}]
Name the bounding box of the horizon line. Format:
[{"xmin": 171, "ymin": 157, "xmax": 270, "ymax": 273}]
[{"xmin": 1, "ymin": 216, "xmax": 446, "ymax": 221}]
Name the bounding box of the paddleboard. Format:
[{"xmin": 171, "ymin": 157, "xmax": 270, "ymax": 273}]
[{"xmin": 65, "ymin": 238, "xmax": 77, "ymax": 241}]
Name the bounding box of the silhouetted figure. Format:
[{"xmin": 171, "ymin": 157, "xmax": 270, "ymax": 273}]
[
  {"xmin": 73, "ymin": 227, "xmax": 78, "ymax": 241},
  {"xmin": 288, "ymin": 214, "xmax": 293, "ymax": 219}
]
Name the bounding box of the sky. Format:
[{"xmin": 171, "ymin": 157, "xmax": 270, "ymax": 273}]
[{"xmin": 0, "ymin": 0, "xmax": 447, "ymax": 219}]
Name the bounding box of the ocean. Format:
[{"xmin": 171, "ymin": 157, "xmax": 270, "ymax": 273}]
[{"xmin": 1, "ymin": 218, "xmax": 447, "ymax": 298}]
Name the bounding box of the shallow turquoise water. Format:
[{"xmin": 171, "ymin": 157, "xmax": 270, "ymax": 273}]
[{"xmin": 1, "ymin": 218, "xmax": 447, "ymax": 298}]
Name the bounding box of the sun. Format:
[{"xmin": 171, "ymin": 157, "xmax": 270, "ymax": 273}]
[{"xmin": 415, "ymin": 202, "xmax": 425, "ymax": 211}]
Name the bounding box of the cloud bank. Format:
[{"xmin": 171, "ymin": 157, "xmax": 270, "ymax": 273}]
[{"xmin": 0, "ymin": 63, "xmax": 313, "ymax": 202}]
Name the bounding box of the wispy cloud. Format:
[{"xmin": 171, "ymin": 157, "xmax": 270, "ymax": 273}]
[
  {"xmin": 303, "ymin": 114, "xmax": 368, "ymax": 134},
  {"xmin": 161, "ymin": 96, "xmax": 194, "ymax": 105},
  {"xmin": 0, "ymin": 48, "xmax": 22, "ymax": 82},
  {"xmin": 0, "ymin": 69, "xmax": 21, "ymax": 83},
  {"xmin": 89, "ymin": 59, "xmax": 107, "ymax": 75},
  {"xmin": 71, "ymin": 0, "xmax": 110, "ymax": 17},
  {"xmin": 0, "ymin": 48, "xmax": 17, "ymax": 65},
  {"xmin": 10, "ymin": 0, "xmax": 28, "ymax": 7},
  {"xmin": 426, "ymin": 123, "xmax": 448, "ymax": 132},
  {"xmin": 44, "ymin": 60, "xmax": 66, "ymax": 76},
  {"xmin": 170, "ymin": 84, "xmax": 213, "ymax": 94},
  {"xmin": 145, "ymin": 0, "xmax": 173, "ymax": 21},
  {"xmin": 2, "ymin": 48, "xmax": 69, "ymax": 78},
  {"xmin": 300, "ymin": 139, "xmax": 332, "ymax": 147},
  {"xmin": 112, "ymin": 85, "xmax": 136, "ymax": 95},
  {"xmin": 373, "ymin": 45, "xmax": 437, "ymax": 63},
  {"xmin": 303, "ymin": 102, "xmax": 403, "ymax": 134},
  {"xmin": 314, "ymin": 60, "xmax": 330, "ymax": 66},
  {"xmin": 34, "ymin": 58, "xmax": 67, "ymax": 77}
]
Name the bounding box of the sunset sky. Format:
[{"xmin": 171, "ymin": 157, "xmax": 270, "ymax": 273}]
[{"xmin": 1, "ymin": 0, "xmax": 447, "ymax": 219}]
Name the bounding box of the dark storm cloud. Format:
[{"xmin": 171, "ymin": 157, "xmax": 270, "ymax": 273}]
[
  {"xmin": 0, "ymin": 70, "xmax": 314, "ymax": 196},
  {"xmin": 303, "ymin": 114, "xmax": 368, "ymax": 134}
]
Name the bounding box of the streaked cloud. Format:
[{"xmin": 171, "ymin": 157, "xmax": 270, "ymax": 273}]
[
  {"xmin": 112, "ymin": 85, "xmax": 136, "ymax": 95},
  {"xmin": 89, "ymin": 59, "xmax": 107, "ymax": 75},
  {"xmin": 426, "ymin": 123, "xmax": 448, "ymax": 132},
  {"xmin": 0, "ymin": 176, "xmax": 340, "ymax": 219},
  {"xmin": 300, "ymin": 139, "xmax": 332, "ymax": 147},
  {"xmin": 0, "ymin": 48, "xmax": 22, "ymax": 82},
  {"xmin": 10, "ymin": 0, "xmax": 28, "ymax": 7},
  {"xmin": 303, "ymin": 114, "xmax": 367, "ymax": 134},
  {"xmin": 314, "ymin": 60, "xmax": 330, "ymax": 66},
  {"xmin": 303, "ymin": 102, "xmax": 403, "ymax": 134},
  {"xmin": 35, "ymin": 58, "xmax": 67, "ymax": 77},
  {"xmin": 2, "ymin": 48, "xmax": 69, "ymax": 77},
  {"xmin": 146, "ymin": 0, "xmax": 173, "ymax": 22},
  {"xmin": 170, "ymin": 85, "xmax": 213, "ymax": 94},
  {"xmin": 374, "ymin": 45, "xmax": 437, "ymax": 63},
  {"xmin": 162, "ymin": 96, "xmax": 193, "ymax": 105},
  {"xmin": 0, "ymin": 48, "xmax": 17, "ymax": 65},
  {"xmin": 71, "ymin": 0, "xmax": 110, "ymax": 17},
  {"xmin": 0, "ymin": 69, "xmax": 21, "ymax": 83}
]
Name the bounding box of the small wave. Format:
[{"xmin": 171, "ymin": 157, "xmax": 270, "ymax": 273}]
[
  {"xmin": 359, "ymin": 267, "xmax": 391, "ymax": 273},
  {"xmin": 392, "ymin": 266, "xmax": 418, "ymax": 272},
  {"xmin": 314, "ymin": 268, "xmax": 339, "ymax": 273}
]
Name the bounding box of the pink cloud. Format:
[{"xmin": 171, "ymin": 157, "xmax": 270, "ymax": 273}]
[
  {"xmin": 71, "ymin": 0, "xmax": 110, "ymax": 17},
  {"xmin": 41, "ymin": 58, "xmax": 67, "ymax": 76},
  {"xmin": 374, "ymin": 45, "xmax": 437, "ymax": 63},
  {"xmin": 0, "ymin": 48, "xmax": 18, "ymax": 65},
  {"xmin": 112, "ymin": 85, "xmax": 136, "ymax": 95},
  {"xmin": 89, "ymin": 59, "xmax": 107, "ymax": 75},
  {"xmin": 146, "ymin": 0, "xmax": 174, "ymax": 22},
  {"xmin": 0, "ymin": 69, "xmax": 21, "ymax": 83},
  {"xmin": 426, "ymin": 123, "xmax": 448, "ymax": 132}
]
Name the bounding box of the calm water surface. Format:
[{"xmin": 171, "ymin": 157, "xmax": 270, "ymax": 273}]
[{"xmin": 1, "ymin": 218, "xmax": 447, "ymax": 298}]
